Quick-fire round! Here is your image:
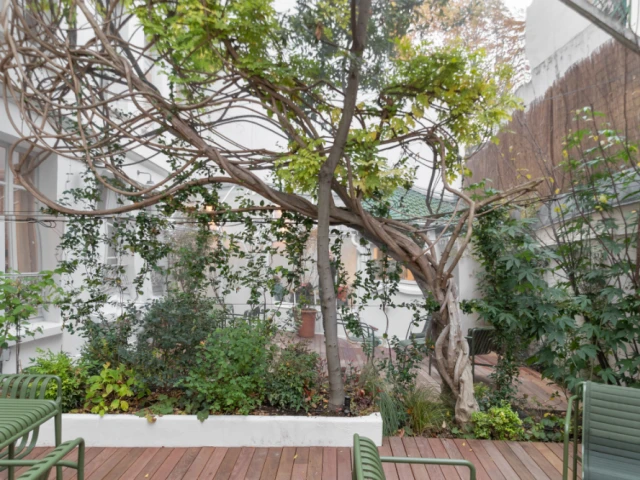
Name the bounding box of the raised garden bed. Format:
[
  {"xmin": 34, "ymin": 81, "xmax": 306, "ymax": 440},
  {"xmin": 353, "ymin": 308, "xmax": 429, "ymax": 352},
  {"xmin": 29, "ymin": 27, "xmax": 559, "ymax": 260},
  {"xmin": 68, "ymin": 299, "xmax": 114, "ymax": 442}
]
[{"xmin": 36, "ymin": 412, "xmax": 382, "ymax": 447}]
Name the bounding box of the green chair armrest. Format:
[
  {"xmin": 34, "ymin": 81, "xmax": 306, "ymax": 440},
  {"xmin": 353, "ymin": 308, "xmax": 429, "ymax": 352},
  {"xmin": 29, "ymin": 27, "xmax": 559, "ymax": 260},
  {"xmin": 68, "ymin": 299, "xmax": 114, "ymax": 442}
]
[
  {"xmin": 16, "ymin": 438, "xmax": 85, "ymax": 480},
  {"xmin": 563, "ymin": 384, "xmax": 583, "ymax": 480},
  {"xmin": 0, "ymin": 375, "xmax": 63, "ymax": 406},
  {"xmin": 380, "ymin": 456, "xmax": 476, "ymax": 480},
  {"xmin": 563, "ymin": 395, "xmax": 578, "ymax": 480}
]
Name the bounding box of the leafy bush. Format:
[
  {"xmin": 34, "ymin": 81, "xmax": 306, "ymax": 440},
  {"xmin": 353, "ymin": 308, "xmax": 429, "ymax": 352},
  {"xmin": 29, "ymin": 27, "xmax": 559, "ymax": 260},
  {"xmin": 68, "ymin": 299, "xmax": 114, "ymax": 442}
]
[
  {"xmin": 26, "ymin": 349, "xmax": 85, "ymax": 412},
  {"xmin": 403, "ymin": 386, "xmax": 450, "ymax": 436},
  {"xmin": 84, "ymin": 363, "xmax": 146, "ymax": 416},
  {"xmin": 266, "ymin": 343, "xmax": 320, "ymax": 412},
  {"xmin": 523, "ymin": 412, "xmax": 567, "ymax": 442},
  {"xmin": 135, "ymin": 394, "xmax": 181, "ymax": 423},
  {"xmin": 0, "ymin": 270, "xmax": 66, "ymax": 374},
  {"xmin": 80, "ymin": 317, "xmax": 134, "ymax": 376},
  {"xmin": 467, "ymin": 206, "xmax": 557, "ymax": 405},
  {"xmin": 472, "ymin": 403, "xmax": 524, "ymax": 440},
  {"xmin": 132, "ymin": 293, "xmax": 225, "ymax": 389},
  {"xmin": 379, "ymin": 336, "xmax": 428, "ymax": 395},
  {"xmin": 473, "ymin": 382, "xmax": 492, "ymax": 411},
  {"xmin": 182, "ymin": 321, "xmax": 271, "ymax": 416}
]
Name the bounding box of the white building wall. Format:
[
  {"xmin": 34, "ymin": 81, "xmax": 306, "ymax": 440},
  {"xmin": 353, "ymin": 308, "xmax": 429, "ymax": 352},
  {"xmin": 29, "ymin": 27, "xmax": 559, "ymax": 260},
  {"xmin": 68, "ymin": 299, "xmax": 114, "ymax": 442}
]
[
  {"xmin": 0, "ymin": 98, "xmax": 169, "ymax": 373},
  {"xmin": 518, "ymin": 0, "xmax": 617, "ymax": 106}
]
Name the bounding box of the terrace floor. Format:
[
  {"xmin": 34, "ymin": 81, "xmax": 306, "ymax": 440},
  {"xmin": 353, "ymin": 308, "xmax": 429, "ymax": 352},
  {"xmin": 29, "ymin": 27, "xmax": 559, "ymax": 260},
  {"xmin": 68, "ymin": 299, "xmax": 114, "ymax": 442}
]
[
  {"xmin": 304, "ymin": 334, "xmax": 568, "ymax": 412},
  {"xmin": 5, "ymin": 438, "xmax": 581, "ymax": 480}
]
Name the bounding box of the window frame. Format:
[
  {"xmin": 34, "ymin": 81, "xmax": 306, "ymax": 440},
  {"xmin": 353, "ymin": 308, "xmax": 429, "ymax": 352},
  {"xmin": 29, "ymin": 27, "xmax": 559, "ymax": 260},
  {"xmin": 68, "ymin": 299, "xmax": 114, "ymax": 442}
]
[
  {"xmin": 98, "ymin": 186, "xmax": 135, "ymax": 293},
  {"xmin": 0, "ymin": 146, "xmax": 42, "ymax": 276}
]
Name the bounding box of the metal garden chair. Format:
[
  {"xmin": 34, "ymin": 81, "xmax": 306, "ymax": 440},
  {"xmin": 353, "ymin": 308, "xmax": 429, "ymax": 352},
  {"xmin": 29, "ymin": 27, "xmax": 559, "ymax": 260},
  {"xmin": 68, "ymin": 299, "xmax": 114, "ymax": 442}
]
[
  {"xmin": 337, "ymin": 314, "xmax": 380, "ymax": 361},
  {"xmin": 465, "ymin": 326, "xmax": 497, "ymax": 382},
  {"xmin": 563, "ymin": 381, "xmax": 640, "ymax": 480},
  {"xmin": 352, "ymin": 434, "xmax": 476, "ymax": 480},
  {"xmin": 398, "ymin": 315, "xmax": 434, "ymax": 373},
  {"xmin": 0, "ymin": 374, "xmax": 85, "ymax": 479}
]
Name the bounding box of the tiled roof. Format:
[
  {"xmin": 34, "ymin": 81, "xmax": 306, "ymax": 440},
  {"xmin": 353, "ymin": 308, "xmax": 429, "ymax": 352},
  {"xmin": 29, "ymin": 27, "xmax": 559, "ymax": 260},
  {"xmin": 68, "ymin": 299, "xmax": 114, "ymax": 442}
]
[{"xmin": 377, "ymin": 188, "xmax": 456, "ymax": 220}]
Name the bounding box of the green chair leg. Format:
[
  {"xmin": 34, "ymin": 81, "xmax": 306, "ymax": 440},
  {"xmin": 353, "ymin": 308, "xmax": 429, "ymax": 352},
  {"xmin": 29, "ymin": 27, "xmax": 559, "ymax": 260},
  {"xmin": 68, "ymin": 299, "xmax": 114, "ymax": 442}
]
[
  {"xmin": 471, "ymin": 354, "xmax": 475, "ymax": 383},
  {"xmin": 55, "ymin": 413, "xmax": 63, "ymax": 480},
  {"xmin": 8, "ymin": 442, "xmax": 15, "ymax": 480}
]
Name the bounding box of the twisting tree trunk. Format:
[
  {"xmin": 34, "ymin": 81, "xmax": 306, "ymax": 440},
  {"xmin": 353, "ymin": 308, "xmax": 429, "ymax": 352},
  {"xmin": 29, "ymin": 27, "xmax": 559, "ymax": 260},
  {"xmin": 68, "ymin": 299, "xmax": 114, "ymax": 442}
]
[
  {"xmin": 317, "ymin": 0, "xmax": 371, "ymax": 410},
  {"xmin": 433, "ymin": 281, "xmax": 478, "ymax": 424}
]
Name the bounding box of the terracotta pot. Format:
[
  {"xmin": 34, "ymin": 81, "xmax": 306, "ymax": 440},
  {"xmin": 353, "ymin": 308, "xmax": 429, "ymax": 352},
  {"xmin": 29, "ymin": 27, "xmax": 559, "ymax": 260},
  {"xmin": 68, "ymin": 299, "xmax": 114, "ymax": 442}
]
[{"xmin": 298, "ymin": 308, "xmax": 317, "ymax": 338}]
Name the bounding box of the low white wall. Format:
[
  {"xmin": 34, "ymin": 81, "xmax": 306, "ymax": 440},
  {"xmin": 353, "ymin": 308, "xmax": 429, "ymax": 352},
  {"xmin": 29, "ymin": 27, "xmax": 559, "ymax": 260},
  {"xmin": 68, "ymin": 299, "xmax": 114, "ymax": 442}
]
[{"xmin": 37, "ymin": 412, "xmax": 382, "ymax": 448}]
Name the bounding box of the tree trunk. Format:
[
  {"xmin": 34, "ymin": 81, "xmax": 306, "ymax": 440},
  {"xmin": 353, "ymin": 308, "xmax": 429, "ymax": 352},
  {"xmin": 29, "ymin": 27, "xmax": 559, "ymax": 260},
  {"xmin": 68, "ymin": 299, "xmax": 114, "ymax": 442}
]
[
  {"xmin": 317, "ymin": 174, "xmax": 345, "ymax": 409},
  {"xmin": 315, "ymin": 0, "xmax": 371, "ymax": 410},
  {"xmin": 422, "ymin": 279, "xmax": 479, "ymax": 427}
]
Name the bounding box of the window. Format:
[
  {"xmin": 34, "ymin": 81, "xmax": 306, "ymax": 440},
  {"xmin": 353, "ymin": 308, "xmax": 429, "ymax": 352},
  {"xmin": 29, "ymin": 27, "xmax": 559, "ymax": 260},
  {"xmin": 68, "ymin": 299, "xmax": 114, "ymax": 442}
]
[
  {"xmin": 0, "ymin": 148, "xmax": 40, "ymax": 274},
  {"xmin": 372, "ymin": 247, "xmax": 414, "ymax": 281},
  {"xmin": 96, "ymin": 185, "xmax": 134, "ymax": 291}
]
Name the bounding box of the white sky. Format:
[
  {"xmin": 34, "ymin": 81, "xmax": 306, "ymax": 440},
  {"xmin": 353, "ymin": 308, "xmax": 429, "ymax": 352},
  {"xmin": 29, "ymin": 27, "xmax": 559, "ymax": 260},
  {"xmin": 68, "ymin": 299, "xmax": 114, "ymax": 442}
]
[
  {"xmin": 504, "ymin": 0, "xmax": 534, "ymax": 16},
  {"xmin": 275, "ymin": 0, "xmax": 535, "ymax": 17}
]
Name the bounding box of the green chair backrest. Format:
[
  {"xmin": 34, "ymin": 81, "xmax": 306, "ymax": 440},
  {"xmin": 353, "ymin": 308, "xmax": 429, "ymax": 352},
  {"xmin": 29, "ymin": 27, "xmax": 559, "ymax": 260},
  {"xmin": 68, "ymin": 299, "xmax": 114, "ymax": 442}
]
[
  {"xmin": 582, "ymin": 381, "xmax": 640, "ymax": 480},
  {"xmin": 353, "ymin": 434, "xmax": 386, "ymax": 480},
  {"xmin": 467, "ymin": 327, "xmax": 496, "ymax": 356}
]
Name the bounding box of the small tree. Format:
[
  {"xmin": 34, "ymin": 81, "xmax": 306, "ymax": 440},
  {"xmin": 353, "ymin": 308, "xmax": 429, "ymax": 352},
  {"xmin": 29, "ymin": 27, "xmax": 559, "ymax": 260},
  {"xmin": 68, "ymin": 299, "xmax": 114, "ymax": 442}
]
[
  {"xmin": 536, "ymin": 110, "xmax": 640, "ymax": 389},
  {"xmin": 0, "ymin": 271, "xmax": 65, "ymax": 373}
]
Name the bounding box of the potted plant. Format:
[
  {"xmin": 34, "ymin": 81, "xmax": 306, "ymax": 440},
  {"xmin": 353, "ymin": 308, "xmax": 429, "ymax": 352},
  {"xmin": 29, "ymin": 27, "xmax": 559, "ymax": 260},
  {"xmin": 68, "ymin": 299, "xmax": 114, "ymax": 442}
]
[{"xmin": 295, "ymin": 282, "xmax": 316, "ymax": 338}]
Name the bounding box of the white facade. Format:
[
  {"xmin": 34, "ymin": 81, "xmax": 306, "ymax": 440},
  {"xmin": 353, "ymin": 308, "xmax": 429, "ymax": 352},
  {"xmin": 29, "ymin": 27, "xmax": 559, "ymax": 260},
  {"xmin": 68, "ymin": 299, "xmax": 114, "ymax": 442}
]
[
  {"xmin": 0, "ymin": 99, "xmax": 169, "ymax": 373},
  {"xmin": 519, "ymin": 0, "xmax": 639, "ymax": 106}
]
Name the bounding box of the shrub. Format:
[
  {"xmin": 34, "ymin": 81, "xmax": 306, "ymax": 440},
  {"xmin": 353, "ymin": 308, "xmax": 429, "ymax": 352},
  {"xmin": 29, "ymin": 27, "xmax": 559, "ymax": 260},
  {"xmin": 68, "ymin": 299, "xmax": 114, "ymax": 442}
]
[
  {"xmin": 474, "ymin": 382, "xmax": 491, "ymax": 411},
  {"xmin": 379, "ymin": 336, "xmax": 428, "ymax": 395},
  {"xmin": 182, "ymin": 320, "xmax": 271, "ymax": 416},
  {"xmin": 472, "ymin": 403, "xmax": 524, "ymax": 440},
  {"xmin": 26, "ymin": 349, "xmax": 86, "ymax": 412},
  {"xmin": 80, "ymin": 317, "xmax": 133, "ymax": 376},
  {"xmin": 266, "ymin": 343, "xmax": 320, "ymax": 412},
  {"xmin": 84, "ymin": 362, "xmax": 146, "ymax": 416},
  {"xmin": 131, "ymin": 293, "xmax": 225, "ymax": 389},
  {"xmin": 523, "ymin": 412, "xmax": 566, "ymax": 442},
  {"xmin": 403, "ymin": 386, "xmax": 450, "ymax": 436}
]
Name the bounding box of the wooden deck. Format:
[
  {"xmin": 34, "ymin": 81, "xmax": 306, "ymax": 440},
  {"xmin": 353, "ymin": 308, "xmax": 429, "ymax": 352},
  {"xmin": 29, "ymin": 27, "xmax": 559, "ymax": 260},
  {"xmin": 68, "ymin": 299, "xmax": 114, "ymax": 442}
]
[
  {"xmin": 2, "ymin": 438, "xmax": 581, "ymax": 479},
  {"xmin": 304, "ymin": 334, "xmax": 568, "ymax": 412}
]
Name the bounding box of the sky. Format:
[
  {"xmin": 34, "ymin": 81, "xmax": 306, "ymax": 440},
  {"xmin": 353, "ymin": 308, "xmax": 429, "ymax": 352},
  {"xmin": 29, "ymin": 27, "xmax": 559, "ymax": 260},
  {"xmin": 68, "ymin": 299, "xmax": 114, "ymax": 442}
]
[
  {"xmin": 275, "ymin": 0, "xmax": 535, "ymax": 16},
  {"xmin": 504, "ymin": 0, "xmax": 534, "ymax": 16}
]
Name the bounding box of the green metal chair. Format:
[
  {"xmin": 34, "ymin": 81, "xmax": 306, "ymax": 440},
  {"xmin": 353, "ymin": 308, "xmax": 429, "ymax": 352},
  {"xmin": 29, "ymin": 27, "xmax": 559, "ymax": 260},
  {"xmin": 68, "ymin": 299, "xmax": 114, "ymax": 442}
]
[
  {"xmin": 16, "ymin": 438, "xmax": 85, "ymax": 480},
  {"xmin": 398, "ymin": 315, "xmax": 433, "ymax": 373},
  {"xmin": 352, "ymin": 434, "xmax": 476, "ymax": 480},
  {"xmin": 563, "ymin": 381, "xmax": 640, "ymax": 480},
  {"xmin": 338, "ymin": 315, "xmax": 381, "ymax": 361},
  {"xmin": 465, "ymin": 327, "xmax": 497, "ymax": 382},
  {"xmin": 0, "ymin": 374, "xmax": 84, "ymax": 480}
]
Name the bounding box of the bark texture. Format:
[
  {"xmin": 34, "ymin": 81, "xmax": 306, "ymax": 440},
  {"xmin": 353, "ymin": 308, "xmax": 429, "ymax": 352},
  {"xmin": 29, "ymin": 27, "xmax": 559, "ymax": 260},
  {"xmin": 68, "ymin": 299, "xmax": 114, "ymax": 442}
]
[
  {"xmin": 316, "ymin": 0, "xmax": 371, "ymax": 409},
  {"xmin": 433, "ymin": 281, "xmax": 478, "ymax": 425}
]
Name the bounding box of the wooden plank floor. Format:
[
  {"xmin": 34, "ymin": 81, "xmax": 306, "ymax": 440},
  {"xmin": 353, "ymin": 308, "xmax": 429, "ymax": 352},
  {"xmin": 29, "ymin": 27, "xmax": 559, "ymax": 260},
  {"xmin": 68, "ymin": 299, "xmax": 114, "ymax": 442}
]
[
  {"xmin": 303, "ymin": 335, "xmax": 568, "ymax": 411},
  {"xmin": 1, "ymin": 439, "xmax": 580, "ymax": 479}
]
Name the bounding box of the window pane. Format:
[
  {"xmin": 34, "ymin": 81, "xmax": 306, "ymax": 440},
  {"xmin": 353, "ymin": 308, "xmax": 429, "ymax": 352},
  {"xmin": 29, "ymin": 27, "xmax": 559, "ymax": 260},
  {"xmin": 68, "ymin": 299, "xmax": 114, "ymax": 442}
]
[
  {"xmin": 402, "ymin": 267, "xmax": 415, "ymax": 281},
  {"xmin": 14, "ymin": 189, "xmax": 39, "ymax": 272}
]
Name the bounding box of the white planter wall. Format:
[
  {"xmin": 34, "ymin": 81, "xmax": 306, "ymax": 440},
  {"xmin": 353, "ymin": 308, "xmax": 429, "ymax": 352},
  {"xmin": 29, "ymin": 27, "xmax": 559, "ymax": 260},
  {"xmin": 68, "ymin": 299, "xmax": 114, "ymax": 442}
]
[{"xmin": 37, "ymin": 413, "xmax": 382, "ymax": 448}]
